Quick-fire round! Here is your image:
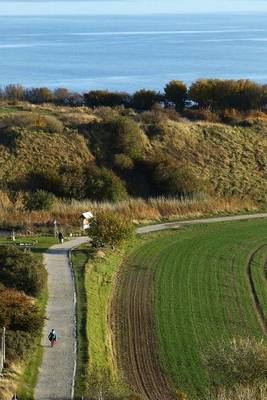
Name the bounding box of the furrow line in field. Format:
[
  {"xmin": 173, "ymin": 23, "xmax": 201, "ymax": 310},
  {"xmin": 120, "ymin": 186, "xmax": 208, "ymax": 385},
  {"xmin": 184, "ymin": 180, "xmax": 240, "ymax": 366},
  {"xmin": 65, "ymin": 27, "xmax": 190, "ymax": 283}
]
[
  {"xmin": 112, "ymin": 243, "xmax": 174, "ymax": 400},
  {"xmin": 247, "ymin": 245, "xmax": 267, "ymax": 335}
]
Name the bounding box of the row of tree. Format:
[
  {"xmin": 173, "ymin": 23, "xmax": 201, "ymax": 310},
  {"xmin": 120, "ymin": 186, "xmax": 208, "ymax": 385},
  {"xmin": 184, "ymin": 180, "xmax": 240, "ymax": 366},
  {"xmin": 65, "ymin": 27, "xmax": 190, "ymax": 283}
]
[{"xmin": 1, "ymin": 79, "xmax": 267, "ymax": 111}]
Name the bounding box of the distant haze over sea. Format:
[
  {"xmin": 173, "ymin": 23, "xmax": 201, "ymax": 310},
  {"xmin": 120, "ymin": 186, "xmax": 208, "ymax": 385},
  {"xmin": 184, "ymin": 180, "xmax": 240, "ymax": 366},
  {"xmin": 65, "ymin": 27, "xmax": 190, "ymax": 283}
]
[{"xmin": 1, "ymin": 13, "xmax": 267, "ymax": 92}]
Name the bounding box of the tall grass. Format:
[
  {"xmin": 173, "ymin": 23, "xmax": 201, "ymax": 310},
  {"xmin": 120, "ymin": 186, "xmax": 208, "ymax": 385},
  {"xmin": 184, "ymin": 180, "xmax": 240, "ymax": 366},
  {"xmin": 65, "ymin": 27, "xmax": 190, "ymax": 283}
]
[{"xmin": 0, "ymin": 190, "xmax": 260, "ymax": 230}]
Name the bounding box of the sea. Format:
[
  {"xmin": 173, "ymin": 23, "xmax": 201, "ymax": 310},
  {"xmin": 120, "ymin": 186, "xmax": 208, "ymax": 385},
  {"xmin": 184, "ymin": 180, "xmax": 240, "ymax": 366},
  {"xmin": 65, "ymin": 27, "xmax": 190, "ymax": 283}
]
[{"xmin": 0, "ymin": 13, "xmax": 267, "ymax": 92}]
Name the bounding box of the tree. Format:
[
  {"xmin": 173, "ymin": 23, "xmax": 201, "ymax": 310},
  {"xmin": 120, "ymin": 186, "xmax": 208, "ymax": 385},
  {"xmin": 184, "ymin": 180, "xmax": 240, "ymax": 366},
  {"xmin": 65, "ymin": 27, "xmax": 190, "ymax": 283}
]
[
  {"xmin": 84, "ymin": 90, "xmax": 130, "ymax": 108},
  {"xmin": 164, "ymin": 80, "xmax": 187, "ymax": 110},
  {"xmin": 53, "ymin": 87, "xmax": 71, "ymax": 105},
  {"xmin": 188, "ymin": 79, "xmax": 264, "ymax": 111},
  {"xmin": 131, "ymin": 89, "xmax": 162, "ymax": 110},
  {"xmin": 24, "ymin": 87, "xmax": 54, "ymax": 104},
  {"xmin": 4, "ymin": 84, "xmax": 25, "ymax": 101}
]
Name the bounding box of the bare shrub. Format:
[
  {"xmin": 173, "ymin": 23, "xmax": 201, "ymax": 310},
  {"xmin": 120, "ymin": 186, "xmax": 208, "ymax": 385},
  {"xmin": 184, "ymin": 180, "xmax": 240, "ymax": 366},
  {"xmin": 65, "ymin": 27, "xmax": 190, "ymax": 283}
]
[
  {"xmin": 207, "ymin": 383, "xmax": 267, "ymax": 400},
  {"xmin": 203, "ymin": 338, "xmax": 267, "ymax": 388}
]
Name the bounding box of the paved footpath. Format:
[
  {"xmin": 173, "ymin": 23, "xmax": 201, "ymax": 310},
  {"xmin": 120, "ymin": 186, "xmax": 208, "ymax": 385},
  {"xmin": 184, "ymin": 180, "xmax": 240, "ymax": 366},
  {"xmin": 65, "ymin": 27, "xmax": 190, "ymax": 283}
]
[
  {"xmin": 137, "ymin": 213, "xmax": 267, "ymax": 234},
  {"xmin": 35, "ymin": 237, "xmax": 88, "ymax": 400}
]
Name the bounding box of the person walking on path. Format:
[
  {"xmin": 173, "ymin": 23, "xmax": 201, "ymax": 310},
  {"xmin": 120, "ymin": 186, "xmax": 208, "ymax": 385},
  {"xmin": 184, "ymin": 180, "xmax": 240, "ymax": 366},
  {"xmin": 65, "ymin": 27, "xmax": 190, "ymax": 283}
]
[
  {"xmin": 48, "ymin": 329, "xmax": 57, "ymax": 347},
  {"xmin": 58, "ymin": 231, "xmax": 64, "ymax": 244}
]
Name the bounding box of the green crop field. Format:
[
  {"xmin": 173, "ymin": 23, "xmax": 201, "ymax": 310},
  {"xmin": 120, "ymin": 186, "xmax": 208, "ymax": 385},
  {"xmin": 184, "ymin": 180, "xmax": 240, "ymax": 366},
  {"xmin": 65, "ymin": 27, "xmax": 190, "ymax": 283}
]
[
  {"xmin": 154, "ymin": 220, "xmax": 267, "ymax": 398},
  {"xmin": 115, "ymin": 219, "xmax": 267, "ymax": 400}
]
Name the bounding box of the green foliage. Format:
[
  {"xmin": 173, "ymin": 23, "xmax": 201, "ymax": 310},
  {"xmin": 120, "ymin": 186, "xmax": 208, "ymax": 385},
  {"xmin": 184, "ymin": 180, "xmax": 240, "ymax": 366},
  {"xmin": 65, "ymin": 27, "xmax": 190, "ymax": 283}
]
[
  {"xmin": 164, "ymin": 80, "xmax": 187, "ymax": 111},
  {"xmin": 88, "ymin": 116, "xmax": 145, "ymax": 166},
  {"xmin": 89, "ymin": 211, "xmax": 134, "ymax": 247},
  {"xmin": 25, "ymin": 189, "xmax": 55, "ymax": 211},
  {"xmin": 0, "ymin": 245, "xmax": 47, "ymax": 297},
  {"xmin": 113, "ymin": 153, "xmax": 134, "ymax": 170},
  {"xmin": 84, "ymin": 90, "xmax": 130, "ymax": 108},
  {"xmin": 131, "ymin": 89, "xmax": 162, "ymax": 110},
  {"xmin": 151, "ymin": 156, "xmax": 204, "ymax": 196},
  {"xmin": 60, "ymin": 165, "xmax": 87, "ymax": 199},
  {"xmin": 27, "ymin": 169, "xmax": 62, "ymax": 195},
  {"xmin": 189, "ymin": 79, "xmax": 264, "ymax": 111},
  {"xmin": 86, "ymin": 166, "xmax": 129, "ymax": 202}
]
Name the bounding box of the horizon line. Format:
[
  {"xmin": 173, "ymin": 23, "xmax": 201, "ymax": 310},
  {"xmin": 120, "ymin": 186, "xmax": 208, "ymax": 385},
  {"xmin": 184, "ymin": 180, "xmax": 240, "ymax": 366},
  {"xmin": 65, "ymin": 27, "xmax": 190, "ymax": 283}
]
[{"xmin": 1, "ymin": 10, "xmax": 267, "ymax": 16}]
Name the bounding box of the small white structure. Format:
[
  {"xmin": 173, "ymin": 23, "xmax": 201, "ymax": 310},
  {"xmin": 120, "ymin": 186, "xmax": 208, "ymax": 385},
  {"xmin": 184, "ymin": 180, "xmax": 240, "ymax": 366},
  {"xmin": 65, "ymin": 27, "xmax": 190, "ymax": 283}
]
[{"xmin": 81, "ymin": 211, "xmax": 93, "ymax": 230}]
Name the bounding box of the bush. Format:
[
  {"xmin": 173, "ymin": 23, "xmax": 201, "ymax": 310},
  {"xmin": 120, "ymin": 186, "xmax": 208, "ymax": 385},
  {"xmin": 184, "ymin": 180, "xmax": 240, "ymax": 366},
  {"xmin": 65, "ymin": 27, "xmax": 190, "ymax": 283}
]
[
  {"xmin": 183, "ymin": 108, "xmax": 221, "ymax": 122},
  {"xmin": 0, "ymin": 245, "xmax": 47, "ymax": 297},
  {"xmin": 203, "ymin": 338, "xmax": 267, "ymax": 388},
  {"xmin": 131, "ymin": 89, "xmax": 162, "ymax": 111},
  {"xmin": 151, "ymin": 156, "xmax": 204, "ymax": 196},
  {"xmin": 88, "ymin": 116, "xmax": 145, "ymax": 166},
  {"xmin": 0, "ymin": 112, "xmax": 63, "ymax": 133},
  {"xmin": 0, "ymin": 287, "xmax": 42, "ymax": 332},
  {"xmin": 25, "ymin": 189, "xmax": 55, "ymax": 211},
  {"xmin": 113, "ymin": 154, "xmax": 134, "ymax": 170},
  {"xmin": 5, "ymin": 330, "xmax": 32, "ymax": 361},
  {"xmin": 89, "ymin": 210, "xmax": 134, "ymax": 247},
  {"xmin": 84, "ymin": 90, "xmax": 130, "ymax": 108},
  {"xmin": 86, "ymin": 167, "xmax": 129, "ymax": 202}
]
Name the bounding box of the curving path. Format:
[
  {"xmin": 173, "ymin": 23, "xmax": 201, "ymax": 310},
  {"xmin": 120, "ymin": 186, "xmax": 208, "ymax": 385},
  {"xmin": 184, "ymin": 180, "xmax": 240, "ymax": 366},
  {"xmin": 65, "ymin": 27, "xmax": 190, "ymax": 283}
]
[
  {"xmin": 136, "ymin": 213, "xmax": 267, "ymax": 234},
  {"xmin": 35, "ymin": 237, "xmax": 88, "ymax": 400}
]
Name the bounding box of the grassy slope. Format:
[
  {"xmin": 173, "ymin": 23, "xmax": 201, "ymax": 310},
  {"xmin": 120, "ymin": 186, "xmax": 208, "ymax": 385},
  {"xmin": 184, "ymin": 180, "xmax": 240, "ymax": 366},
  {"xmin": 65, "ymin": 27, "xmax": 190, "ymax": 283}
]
[
  {"xmin": 71, "ymin": 248, "xmax": 90, "ymax": 398},
  {"xmin": 85, "ymin": 246, "xmax": 130, "ymax": 397},
  {"xmin": 0, "ymin": 129, "xmax": 93, "ymax": 185},
  {"xmin": 0, "ymin": 103, "xmax": 267, "ymax": 202},
  {"xmin": 71, "ymin": 243, "xmax": 131, "ymax": 398},
  {"xmin": 151, "ymin": 120, "xmax": 267, "ymax": 201}
]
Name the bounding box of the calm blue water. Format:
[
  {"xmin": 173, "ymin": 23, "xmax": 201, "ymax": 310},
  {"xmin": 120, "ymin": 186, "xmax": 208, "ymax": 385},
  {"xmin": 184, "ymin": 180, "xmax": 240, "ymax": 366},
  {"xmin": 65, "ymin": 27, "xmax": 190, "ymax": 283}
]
[{"xmin": 1, "ymin": 13, "xmax": 267, "ymax": 92}]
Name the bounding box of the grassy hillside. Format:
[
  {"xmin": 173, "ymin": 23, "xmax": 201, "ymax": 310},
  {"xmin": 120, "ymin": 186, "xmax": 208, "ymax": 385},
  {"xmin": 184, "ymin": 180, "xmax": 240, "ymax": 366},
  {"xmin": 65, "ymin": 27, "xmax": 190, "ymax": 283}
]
[
  {"xmin": 0, "ymin": 103, "xmax": 266, "ymax": 204},
  {"xmin": 150, "ymin": 120, "xmax": 267, "ymax": 201},
  {"xmin": 0, "ymin": 129, "xmax": 93, "ymax": 186},
  {"xmin": 113, "ymin": 220, "xmax": 267, "ymax": 399}
]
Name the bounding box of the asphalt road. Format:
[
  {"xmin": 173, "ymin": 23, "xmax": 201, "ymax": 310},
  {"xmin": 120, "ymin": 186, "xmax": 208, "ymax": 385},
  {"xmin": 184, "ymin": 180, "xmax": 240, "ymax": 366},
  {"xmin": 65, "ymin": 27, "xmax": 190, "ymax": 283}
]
[
  {"xmin": 136, "ymin": 213, "xmax": 267, "ymax": 234},
  {"xmin": 35, "ymin": 237, "xmax": 88, "ymax": 400}
]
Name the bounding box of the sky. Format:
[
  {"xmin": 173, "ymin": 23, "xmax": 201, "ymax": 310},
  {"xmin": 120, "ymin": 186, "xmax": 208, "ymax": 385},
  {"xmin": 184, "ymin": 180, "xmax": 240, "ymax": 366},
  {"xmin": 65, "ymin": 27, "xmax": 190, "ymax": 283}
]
[{"xmin": 1, "ymin": 0, "xmax": 267, "ymax": 15}]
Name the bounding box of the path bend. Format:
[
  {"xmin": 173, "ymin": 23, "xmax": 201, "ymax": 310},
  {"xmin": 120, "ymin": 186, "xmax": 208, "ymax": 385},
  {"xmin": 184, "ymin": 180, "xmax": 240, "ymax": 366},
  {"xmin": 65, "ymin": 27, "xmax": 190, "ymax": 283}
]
[
  {"xmin": 35, "ymin": 237, "xmax": 88, "ymax": 400},
  {"xmin": 137, "ymin": 213, "xmax": 267, "ymax": 234}
]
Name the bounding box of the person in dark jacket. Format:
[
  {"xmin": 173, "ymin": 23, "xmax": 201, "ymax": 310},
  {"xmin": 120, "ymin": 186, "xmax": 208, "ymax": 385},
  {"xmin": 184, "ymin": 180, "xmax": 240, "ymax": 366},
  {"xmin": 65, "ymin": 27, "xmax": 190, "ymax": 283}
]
[
  {"xmin": 58, "ymin": 231, "xmax": 64, "ymax": 244},
  {"xmin": 48, "ymin": 329, "xmax": 57, "ymax": 347}
]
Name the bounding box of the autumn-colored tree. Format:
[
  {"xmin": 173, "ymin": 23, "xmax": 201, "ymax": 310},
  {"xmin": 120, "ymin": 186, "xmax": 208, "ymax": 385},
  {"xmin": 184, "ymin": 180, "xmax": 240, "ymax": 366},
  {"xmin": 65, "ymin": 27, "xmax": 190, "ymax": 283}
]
[{"xmin": 164, "ymin": 80, "xmax": 187, "ymax": 110}]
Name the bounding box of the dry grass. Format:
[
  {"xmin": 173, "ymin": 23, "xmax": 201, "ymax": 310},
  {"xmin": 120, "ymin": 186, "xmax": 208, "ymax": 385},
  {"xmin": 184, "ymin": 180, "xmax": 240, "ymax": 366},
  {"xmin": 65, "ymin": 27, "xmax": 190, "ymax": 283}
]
[
  {"xmin": 208, "ymin": 384, "xmax": 267, "ymax": 400},
  {"xmin": 0, "ymin": 362, "xmax": 23, "ymax": 400},
  {"xmin": 0, "ymin": 191, "xmax": 259, "ymax": 230}
]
